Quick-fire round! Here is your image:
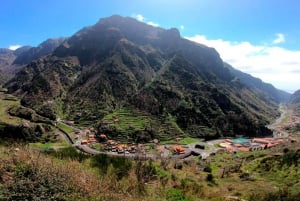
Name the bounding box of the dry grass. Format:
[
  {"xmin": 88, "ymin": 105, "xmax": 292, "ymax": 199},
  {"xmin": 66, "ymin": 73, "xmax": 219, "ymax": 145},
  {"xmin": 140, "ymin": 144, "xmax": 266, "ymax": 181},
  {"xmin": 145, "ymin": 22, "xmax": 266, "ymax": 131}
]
[
  {"xmin": 0, "ymin": 145, "xmax": 158, "ymax": 201},
  {"xmin": 1, "ymin": 143, "xmax": 300, "ymax": 201}
]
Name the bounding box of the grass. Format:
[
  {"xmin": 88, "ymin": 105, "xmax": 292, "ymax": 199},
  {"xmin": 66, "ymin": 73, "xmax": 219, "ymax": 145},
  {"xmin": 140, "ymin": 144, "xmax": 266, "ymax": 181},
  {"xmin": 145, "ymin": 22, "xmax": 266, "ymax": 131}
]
[
  {"xmin": 29, "ymin": 141, "xmax": 69, "ymax": 150},
  {"xmin": 160, "ymin": 140, "xmax": 176, "ymax": 145},
  {"xmin": 0, "ymin": 93, "xmax": 21, "ymax": 125},
  {"xmin": 91, "ymin": 143, "xmax": 103, "ymax": 151},
  {"xmin": 160, "ymin": 137, "xmax": 201, "ymax": 145},
  {"xmin": 178, "ymin": 137, "xmax": 201, "ymax": 145},
  {"xmin": 104, "ymin": 108, "xmax": 151, "ymax": 131},
  {"xmin": 57, "ymin": 122, "xmax": 74, "ymax": 133},
  {"xmin": 214, "ymin": 143, "xmax": 222, "ymax": 148},
  {"xmin": 0, "ymin": 87, "xmax": 8, "ymax": 93},
  {"xmin": 1, "ymin": 141, "xmax": 300, "ymax": 201},
  {"xmin": 166, "ymin": 113, "xmax": 184, "ymax": 135},
  {"xmin": 102, "ymin": 108, "xmax": 186, "ymax": 141}
]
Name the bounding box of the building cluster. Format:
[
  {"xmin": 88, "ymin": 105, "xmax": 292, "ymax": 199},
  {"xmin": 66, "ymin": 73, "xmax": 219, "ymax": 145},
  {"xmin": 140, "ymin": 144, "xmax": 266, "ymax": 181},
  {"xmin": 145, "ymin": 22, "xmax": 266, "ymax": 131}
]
[
  {"xmin": 220, "ymin": 137, "xmax": 297, "ymax": 152},
  {"xmin": 79, "ymin": 128, "xmax": 98, "ymax": 144},
  {"xmin": 172, "ymin": 145, "xmax": 185, "ymax": 154},
  {"xmin": 102, "ymin": 140, "xmax": 138, "ymax": 154}
]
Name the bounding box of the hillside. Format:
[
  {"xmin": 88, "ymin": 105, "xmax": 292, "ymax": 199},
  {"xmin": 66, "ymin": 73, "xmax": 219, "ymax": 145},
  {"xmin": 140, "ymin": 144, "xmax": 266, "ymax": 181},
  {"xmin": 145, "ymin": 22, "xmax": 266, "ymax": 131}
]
[
  {"xmin": 13, "ymin": 38, "xmax": 66, "ymax": 65},
  {"xmin": 289, "ymin": 90, "xmax": 300, "ymax": 118},
  {"xmin": 0, "ymin": 38, "xmax": 65, "ymax": 85},
  {"xmin": 0, "ymin": 48, "xmax": 16, "ymax": 84},
  {"xmin": 5, "ymin": 15, "xmax": 280, "ymax": 141},
  {"xmin": 289, "ymin": 90, "xmax": 300, "ymax": 104},
  {"xmin": 225, "ymin": 63, "xmax": 290, "ymax": 103},
  {"xmin": 1, "ymin": 139, "xmax": 300, "ymax": 201}
]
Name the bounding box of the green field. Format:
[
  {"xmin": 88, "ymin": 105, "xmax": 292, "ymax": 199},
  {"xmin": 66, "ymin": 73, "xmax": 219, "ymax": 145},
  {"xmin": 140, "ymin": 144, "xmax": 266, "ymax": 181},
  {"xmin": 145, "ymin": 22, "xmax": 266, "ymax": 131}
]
[
  {"xmin": 161, "ymin": 137, "xmax": 201, "ymax": 145},
  {"xmin": 57, "ymin": 122, "xmax": 74, "ymax": 133},
  {"xmin": 102, "ymin": 108, "xmax": 186, "ymax": 141},
  {"xmin": 103, "ymin": 108, "xmax": 151, "ymax": 132},
  {"xmin": 0, "ymin": 93, "xmax": 21, "ymax": 125},
  {"xmin": 29, "ymin": 141, "xmax": 70, "ymax": 150}
]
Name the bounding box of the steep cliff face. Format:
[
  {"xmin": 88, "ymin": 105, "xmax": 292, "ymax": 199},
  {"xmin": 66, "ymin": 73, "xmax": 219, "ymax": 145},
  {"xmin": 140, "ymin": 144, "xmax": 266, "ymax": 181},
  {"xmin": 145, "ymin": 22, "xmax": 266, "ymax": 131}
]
[{"xmin": 6, "ymin": 15, "xmax": 278, "ymax": 139}]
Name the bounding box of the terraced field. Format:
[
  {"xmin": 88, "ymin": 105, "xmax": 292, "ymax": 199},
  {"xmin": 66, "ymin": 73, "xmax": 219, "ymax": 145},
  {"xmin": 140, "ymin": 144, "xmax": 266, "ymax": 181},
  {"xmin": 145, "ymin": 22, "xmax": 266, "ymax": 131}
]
[
  {"xmin": 0, "ymin": 92, "xmax": 21, "ymax": 125},
  {"xmin": 102, "ymin": 108, "xmax": 185, "ymax": 141}
]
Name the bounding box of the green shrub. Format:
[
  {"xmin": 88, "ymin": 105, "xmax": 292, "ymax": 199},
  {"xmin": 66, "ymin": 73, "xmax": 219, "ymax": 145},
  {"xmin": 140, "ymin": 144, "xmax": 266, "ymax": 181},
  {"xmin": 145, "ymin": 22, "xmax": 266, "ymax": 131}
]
[
  {"xmin": 282, "ymin": 150, "xmax": 300, "ymax": 167},
  {"xmin": 249, "ymin": 188, "xmax": 300, "ymax": 201},
  {"xmin": 206, "ymin": 173, "xmax": 214, "ymax": 182},
  {"xmin": 166, "ymin": 188, "xmax": 191, "ymax": 201},
  {"xmin": 203, "ymin": 166, "xmax": 212, "ymax": 173},
  {"xmin": 1, "ymin": 158, "xmax": 82, "ymax": 201},
  {"xmin": 91, "ymin": 154, "xmax": 132, "ymax": 179},
  {"xmin": 50, "ymin": 147, "xmax": 87, "ymax": 162},
  {"xmin": 179, "ymin": 177, "xmax": 202, "ymax": 195}
]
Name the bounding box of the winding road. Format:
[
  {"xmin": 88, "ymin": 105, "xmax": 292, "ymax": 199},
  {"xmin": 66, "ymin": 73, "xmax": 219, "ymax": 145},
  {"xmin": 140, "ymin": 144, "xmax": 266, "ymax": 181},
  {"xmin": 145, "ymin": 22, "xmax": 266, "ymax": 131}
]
[{"xmin": 58, "ymin": 104, "xmax": 290, "ymax": 160}]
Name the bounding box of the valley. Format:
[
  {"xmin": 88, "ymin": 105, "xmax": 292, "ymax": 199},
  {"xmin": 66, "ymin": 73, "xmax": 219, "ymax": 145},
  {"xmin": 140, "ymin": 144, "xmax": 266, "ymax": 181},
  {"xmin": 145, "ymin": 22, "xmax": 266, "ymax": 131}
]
[
  {"xmin": 1, "ymin": 90, "xmax": 300, "ymax": 201},
  {"xmin": 1, "ymin": 15, "xmax": 300, "ymax": 201},
  {"xmin": 1, "ymin": 86, "xmax": 298, "ymax": 161}
]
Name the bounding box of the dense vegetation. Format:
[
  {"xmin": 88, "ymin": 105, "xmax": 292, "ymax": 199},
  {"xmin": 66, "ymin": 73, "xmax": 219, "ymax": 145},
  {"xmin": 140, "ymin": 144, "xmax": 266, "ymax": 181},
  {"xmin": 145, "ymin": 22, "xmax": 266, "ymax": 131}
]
[
  {"xmin": 5, "ymin": 15, "xmax": 281, "ymax": 142},
  {"xmin": 0, "ymin": 92, "xmax": 55, "ymax": 142},
  {"xmin": 1, "ymin": 140, "xmax": 300, "ymax": 201},
  {"xmin": 1, "ymin": 14, "xmax": 300, "ymax": 201}
]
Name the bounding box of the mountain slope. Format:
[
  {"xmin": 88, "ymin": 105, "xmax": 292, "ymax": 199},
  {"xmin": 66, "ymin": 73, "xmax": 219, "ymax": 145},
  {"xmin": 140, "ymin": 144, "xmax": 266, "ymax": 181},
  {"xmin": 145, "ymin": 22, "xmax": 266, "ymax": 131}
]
[
  {"xmin": 289, "ymin": 89, "xmax": 300, "ymax": 104},
  {"xmin": 6, "ymin": 15, "xmax": 278, "ymax": 140},
  {"xmin": 0, "ymin": 48, "xmax": 17, "ymax": 85},
  {"xmin": 0, "ymin": 38, "xmax": 65, "ymax": 85},
  {"xmin": 13, "ymin": 38, "xmax": 66, "ymax": 65},
  {"xmin": 225, "ymin": 63, "xmax": 290, "ymax": 103}
]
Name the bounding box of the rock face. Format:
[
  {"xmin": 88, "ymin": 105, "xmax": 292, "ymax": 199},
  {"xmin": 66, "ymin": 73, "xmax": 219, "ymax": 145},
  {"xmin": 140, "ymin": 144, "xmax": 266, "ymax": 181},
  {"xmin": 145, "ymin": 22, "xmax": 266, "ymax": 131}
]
[{"xmin": 6, "ymin": 15, "xmax": 279, "ymax": 139}]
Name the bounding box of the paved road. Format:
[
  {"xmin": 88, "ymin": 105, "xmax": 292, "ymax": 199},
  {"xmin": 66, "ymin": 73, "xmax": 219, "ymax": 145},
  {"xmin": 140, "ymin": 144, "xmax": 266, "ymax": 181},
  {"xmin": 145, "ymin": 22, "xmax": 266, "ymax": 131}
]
[{"xmin": 57, "ymin": 122, "xmax": 221, "ymax": 160}]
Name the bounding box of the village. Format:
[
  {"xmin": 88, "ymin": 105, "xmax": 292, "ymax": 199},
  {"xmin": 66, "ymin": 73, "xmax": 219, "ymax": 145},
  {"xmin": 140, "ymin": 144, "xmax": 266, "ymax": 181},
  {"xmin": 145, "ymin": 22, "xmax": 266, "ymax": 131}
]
[
  {"xmin": 56, "ymin": 104, "xmax": 300, "ymax": 160},
  {"xmin": 61, "ymin": 112, "xmax": 299, "ymax": 160}
]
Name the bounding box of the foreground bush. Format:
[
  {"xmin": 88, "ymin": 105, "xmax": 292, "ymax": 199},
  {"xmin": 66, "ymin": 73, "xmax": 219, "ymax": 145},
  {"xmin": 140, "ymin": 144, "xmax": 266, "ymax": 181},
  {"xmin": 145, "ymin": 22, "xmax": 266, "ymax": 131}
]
[
  {"xmin": 90, "ymin": 154, "xmax": 132, "ymax": 179},
  {"xmin": 48, "ymin": 146, "xmax": 88, "ymax": 162},
  {"xmin": 0, "ymin": 149, "xmax": 86, "ymax": 200}
]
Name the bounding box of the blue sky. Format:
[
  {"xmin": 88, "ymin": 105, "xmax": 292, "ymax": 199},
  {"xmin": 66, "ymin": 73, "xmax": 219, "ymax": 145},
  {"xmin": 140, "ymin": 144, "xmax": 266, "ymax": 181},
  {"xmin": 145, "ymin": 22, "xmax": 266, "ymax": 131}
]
[{"xmin": 1, "ymin": 0, "xmax": 300, "ymax": 92}]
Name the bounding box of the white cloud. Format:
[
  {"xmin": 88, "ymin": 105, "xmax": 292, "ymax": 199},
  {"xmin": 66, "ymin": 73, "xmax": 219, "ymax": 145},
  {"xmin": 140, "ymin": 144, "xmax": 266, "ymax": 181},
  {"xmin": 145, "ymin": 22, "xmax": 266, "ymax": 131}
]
[
  {"xmin": 132, "ymin": 14, "xmax": 159, "ymax": 27},
  {"xmin": 186, "ymin": 35, "xmax": 300, "ymax": 93},
  {"xmin": 147, "ymin": 21, "xmax": 159, "ymax": 27},
  {"xmin": 273, "ymin": 33, "xmax": 285, "ymax": 44},
  {"xmin": 180, "ymin": 25, "xmax": 185, "ymax": 30},
  {"xmin": 8, "ymin": 45, "xmax": 22, "ymax": 50},
  {"xmin": 134, "ymin": 14, "xmax": 144, "ymax": 22}
]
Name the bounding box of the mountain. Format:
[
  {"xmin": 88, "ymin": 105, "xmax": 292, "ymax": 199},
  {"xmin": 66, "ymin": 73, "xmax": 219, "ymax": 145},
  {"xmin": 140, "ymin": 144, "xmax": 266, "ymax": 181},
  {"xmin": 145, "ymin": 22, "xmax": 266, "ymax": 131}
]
[
  {"xmin": 5, "ymin": 15, "xmax": 279, "ymax": 141},
  {"xmin": 289, "ymin": 90, "xmax": 300, "ymax": 104},
  {"xmin": 0, "ymin": 48, "xmax": 15, "ymax": 65},
  {"xmin": 13, "ymin": 46, "xmax": 32, "ymax": 57},
  {"xmin": 225, "ymin": 63, "xmax": 290, "ymax": 103},
  {"xmin": 13, "ymin": 38, "xmax": 66, "ymax": 65},
  {"xmin": 0, "ymin": 38, "xmax": 65, "ymax": 85},
  {"xmin": 0, "ymin": 48, "xmax": 16, "ymax": 84}
]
